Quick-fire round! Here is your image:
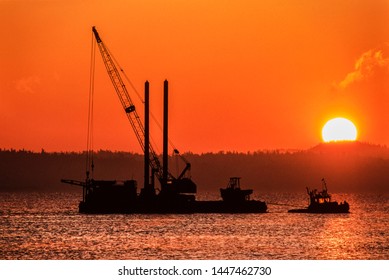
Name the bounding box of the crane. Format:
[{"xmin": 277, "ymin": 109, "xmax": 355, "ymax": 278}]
[{"xmin": 91, "ymin": 27, "xmax": 194, "ymax": 194}]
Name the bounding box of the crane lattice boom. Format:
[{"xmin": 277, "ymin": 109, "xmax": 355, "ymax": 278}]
[{"xmin": 92, "ymin": 26, "xmax": 164, "ymax": 181}]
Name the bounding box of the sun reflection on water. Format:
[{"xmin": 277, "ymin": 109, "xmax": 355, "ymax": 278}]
[{"xmin": 0, "ymin": 192, "xmax": 387, "ymax": 259}]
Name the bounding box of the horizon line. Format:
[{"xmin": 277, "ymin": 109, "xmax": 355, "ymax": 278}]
[{"xmin": 1, "ymin": 141, "xmax": 387, "ymax": 155}]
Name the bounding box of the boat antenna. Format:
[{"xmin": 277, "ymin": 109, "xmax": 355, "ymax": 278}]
[
  {"xmin": 86, "ymin": 31, "xmax": 96, "ymax": 180},
  {"xmin": 321, "ymin": 178, "xmax": 327, "ymax": 191}
]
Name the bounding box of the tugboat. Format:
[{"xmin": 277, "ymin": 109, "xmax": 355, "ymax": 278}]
[{"xmin": 288, "ymin": 178, "xmax": 349, "ymax": 213}]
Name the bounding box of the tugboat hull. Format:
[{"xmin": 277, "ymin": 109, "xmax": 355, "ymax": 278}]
[{"xmin": 288, "ymin": 202, "xmax": 349, "ymax": 213}]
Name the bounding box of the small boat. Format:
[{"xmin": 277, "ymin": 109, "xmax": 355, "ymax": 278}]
[
  {"xmin": 220, "ymin": 177, "xmax": 255, "ymax": 203},
  {"xmin": 288, "ymin": 179, "xmax": 349, "ymax": 213},
  {"xmin": 194, "ymin": 177, "xmax": 267, "ymax": 213}
]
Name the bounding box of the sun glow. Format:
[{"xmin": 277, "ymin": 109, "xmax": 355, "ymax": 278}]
[{"xmin": 322, "ymin": 118, "xmax": 358, "ymax": 142}]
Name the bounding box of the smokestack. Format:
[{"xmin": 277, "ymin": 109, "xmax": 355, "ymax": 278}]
[
  {"xmin": 144, "ymin": 81, "xmax": 150, "ymax": 191},
  {"xmin": 163, "ymin": 80, "xmax": 168, "ymax": 189}
]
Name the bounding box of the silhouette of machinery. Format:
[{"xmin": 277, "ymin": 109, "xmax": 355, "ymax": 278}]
[
  {"xmin": 62, "ymin": 27, "xmax": 266, "ymax": 214},
  {"xmin": 91, "ymin": 27, "xmax": 196, "ymax": 202}
]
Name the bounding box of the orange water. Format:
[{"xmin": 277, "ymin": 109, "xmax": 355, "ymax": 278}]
[{"xmin": 0, "ymin": 192, "xmax": 387, "ymax": 259}]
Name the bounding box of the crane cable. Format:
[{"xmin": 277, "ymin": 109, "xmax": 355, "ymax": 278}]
[
  {"xmin": 86, "ymin": 33, "xmax": 96, "ymax": 180},
  {"xmin": 104, "ymin": 43, "xmax": 180, "ymax": 155},
  {"xmin": 93, "ymin": 30, "xmax": 189, "ymax": 178}
]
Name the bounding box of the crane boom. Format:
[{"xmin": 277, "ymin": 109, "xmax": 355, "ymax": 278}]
[{"xmin": 92, "ymin": 26, "xmax": 165, "ymax": 181}]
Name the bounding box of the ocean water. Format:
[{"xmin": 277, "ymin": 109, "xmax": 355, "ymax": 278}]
[{"xmin": 0, "ymin": 191, "xmax": 387, "ymax": 260}]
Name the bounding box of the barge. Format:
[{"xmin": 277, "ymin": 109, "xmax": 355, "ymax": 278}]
[{"xmin": 61, "ymin": 27, "xmax": 267, "ymax": 214}]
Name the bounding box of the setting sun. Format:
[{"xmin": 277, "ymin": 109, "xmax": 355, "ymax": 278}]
[{"xmin": 322, "ymin": 118, "xmax": 358, "ymax": 142}]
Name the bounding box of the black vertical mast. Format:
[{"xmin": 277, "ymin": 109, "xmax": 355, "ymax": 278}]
[
  {"xmin": 144, "ymin": 81, "xmax": 150, "ymax": 191},
  {"xmin": 163, "ymin": 80, "xmax": 169, "ymax": 190}
]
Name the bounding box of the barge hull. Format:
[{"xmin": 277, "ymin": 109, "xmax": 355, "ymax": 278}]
[{"xmin": 79, "ymin": 200, "xmax": 267, "ymax": 214}]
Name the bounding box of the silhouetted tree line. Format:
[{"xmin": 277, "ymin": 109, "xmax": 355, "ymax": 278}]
[{"xmin": 1, "ymin": 143, "xmax": 388, "ymax": 193}]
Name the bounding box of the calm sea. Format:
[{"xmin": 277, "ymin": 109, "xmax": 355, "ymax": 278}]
[{"xmin": 0, "ymin": 191, "xmax": 387, "ymax": 260}]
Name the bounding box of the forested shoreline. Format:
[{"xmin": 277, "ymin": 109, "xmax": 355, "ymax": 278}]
[{"xmin": 1, "ymin": 143, "xmax": 389, "ymax": 193}]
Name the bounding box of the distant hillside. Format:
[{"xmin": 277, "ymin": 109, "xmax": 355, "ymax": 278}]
[
  {"xmin": 309, "ymin": 141, "xmax": 389, "ymax": 158},
  {"xmin": 1, "ymin": 146, "xmax": 389, "ymax": 193},
  {"xmin": 0, "ymin": 150, "xmax": 143, "ymax": 192}
]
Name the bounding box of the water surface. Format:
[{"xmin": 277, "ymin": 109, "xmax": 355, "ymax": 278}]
[{"xmin": 0, "ymin": 192, "xmax": 387, "ymax": 259}]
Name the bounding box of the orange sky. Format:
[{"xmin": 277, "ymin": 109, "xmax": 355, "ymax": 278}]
[{"xmin": 1, "ymin": 0, "xmax": 388, "ymax": 153}]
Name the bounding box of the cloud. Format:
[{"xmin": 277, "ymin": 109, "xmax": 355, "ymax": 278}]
[
  {"xmin": 15, "ymin": 76, "xmax": 41, "ymax": 94},
  {"xmin": 339, "ymin": 43, "xmax": 389, "ymax": 89}
]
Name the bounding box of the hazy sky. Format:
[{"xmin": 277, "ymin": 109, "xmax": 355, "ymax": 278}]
[{"xmin": 1, "ymin": 0, "xmax": 388, "ymax": 153}]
